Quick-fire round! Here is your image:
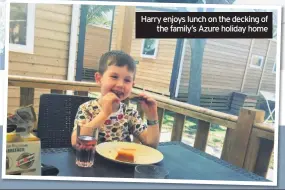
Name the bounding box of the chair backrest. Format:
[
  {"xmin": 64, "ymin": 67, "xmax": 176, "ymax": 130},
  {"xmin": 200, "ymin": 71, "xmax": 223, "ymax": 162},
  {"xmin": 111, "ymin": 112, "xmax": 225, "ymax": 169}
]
[{"xmin": 37, "ymin": 94, "xmax": 93, "ymax": 148}]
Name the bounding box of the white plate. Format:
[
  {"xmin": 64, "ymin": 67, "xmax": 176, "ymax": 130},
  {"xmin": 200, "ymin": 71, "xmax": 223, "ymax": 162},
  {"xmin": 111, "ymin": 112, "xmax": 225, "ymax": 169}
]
[{"xmin": 96, "ymin": 142, "xmax": 164, "ymax": 165}]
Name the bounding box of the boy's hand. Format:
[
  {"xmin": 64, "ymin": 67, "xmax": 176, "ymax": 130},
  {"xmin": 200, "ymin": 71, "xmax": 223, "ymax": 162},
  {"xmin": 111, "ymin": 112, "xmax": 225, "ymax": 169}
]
[
  {"xmin": 101, "ymin": 92, "xmax": 120, "ymax": 116},
  {"xmin": 138, "ymin": 93, "xmax": 158, "ymax": 121}
]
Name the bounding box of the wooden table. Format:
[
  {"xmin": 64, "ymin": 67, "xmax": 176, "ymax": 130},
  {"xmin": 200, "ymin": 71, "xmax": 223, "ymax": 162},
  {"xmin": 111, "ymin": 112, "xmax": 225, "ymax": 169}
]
[{"xmin": 41, "ymin": 141, "xmax": 268, "ymax": 181}]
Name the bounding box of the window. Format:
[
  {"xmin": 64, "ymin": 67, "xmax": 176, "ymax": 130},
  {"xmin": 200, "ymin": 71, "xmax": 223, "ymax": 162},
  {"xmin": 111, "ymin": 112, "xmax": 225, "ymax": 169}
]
[
  {"xmin": 272, "ymin": 61, "xmax": 276, "ymax": 74},
  {"xmin": 9, "ymin": 3, "xmax": 35, "ymax": 54},
  {"xmin": 140, "ymin": 39, "xmax": 159, "ymax": 59},
  {"xmin": 250, "ymin": 55, "xmax": 264, "ymax": 69}
]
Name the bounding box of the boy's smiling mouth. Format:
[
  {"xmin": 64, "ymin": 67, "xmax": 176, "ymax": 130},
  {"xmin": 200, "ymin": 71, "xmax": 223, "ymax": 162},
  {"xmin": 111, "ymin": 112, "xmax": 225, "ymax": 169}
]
[{"xmin": 111, "ymin": 90, "xmax": 124, "ymax": 98}]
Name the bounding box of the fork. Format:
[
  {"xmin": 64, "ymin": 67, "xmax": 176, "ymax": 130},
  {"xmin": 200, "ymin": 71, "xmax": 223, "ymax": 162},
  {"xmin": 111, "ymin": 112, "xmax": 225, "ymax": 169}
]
[{"xmin": 129, "ymin": 96, "xmax": 146, "ymax": 102}]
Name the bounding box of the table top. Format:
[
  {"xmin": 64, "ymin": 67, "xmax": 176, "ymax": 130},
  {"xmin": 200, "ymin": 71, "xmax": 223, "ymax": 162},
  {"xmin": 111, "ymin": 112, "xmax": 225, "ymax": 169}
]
[{"xmin": 41, "ymin": 141, "xmax": 268, "ymax": 181}]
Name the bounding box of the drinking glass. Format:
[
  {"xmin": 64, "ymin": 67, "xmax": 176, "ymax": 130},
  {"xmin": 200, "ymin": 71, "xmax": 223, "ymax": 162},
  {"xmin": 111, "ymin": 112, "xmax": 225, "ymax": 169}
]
[
  {"xmin": 75, "ymin": 125, "xmax": 99, "ymax": 167},
  {"xmin": 134, "ymin": 165, "xmax": 169, "ymax": 179}
]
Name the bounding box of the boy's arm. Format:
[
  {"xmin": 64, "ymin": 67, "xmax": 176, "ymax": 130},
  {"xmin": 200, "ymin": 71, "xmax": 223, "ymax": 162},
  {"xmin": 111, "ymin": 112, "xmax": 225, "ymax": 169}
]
[
  {"xmin": 71, "ymin": 93, "xmax": 119, "ymax": 147},
  {"xmin": 132, "ymin": 93, "xmax": 160, "ymax": 148},
  {"xmin": 130, "ymin": 109, "xmax": 160, "ymax": 149},
  {"xmin": 137, "ymin": 122, "xmax": 160, "ymax": 148},
  {"xmin": 71, "ymin": 109, "xmax": 108, "ymax": 147}
]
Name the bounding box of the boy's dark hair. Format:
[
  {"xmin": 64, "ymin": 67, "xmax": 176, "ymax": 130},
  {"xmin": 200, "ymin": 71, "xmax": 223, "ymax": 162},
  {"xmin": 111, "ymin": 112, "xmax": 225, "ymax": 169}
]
[{"xmin": 98, "ymin": 50, "xmax": 136, "ymax": 78}]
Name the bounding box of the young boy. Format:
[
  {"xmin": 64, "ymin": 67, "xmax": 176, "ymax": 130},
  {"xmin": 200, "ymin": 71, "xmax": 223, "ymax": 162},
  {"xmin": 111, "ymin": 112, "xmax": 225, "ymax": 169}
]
[{"xmin": 71, "ymin": 50, "xmax": 160, "ymax": 148}]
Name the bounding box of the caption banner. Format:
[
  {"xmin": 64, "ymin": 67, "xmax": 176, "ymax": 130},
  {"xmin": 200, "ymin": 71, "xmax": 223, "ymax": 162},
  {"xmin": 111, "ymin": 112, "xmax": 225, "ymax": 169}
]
[{"xmin": 136, "ymin": 12, "xmax": 273, "ymax": 38}]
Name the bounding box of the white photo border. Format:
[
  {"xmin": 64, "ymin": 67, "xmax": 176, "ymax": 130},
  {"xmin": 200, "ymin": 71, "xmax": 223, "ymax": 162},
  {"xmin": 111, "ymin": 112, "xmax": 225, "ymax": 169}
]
[{"xmin": 2, "ymin": 0, "xmax": 282, "ymax": 187}]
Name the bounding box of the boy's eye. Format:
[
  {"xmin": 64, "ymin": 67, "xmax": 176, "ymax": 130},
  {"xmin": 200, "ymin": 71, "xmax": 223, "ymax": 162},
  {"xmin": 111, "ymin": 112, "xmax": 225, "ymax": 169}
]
[
  {"xmin": 111, "ymin": 75, "xmax": 118, "ymax": 79},
  {"xmin": 124, "ymin": 79, "xmax": 131, "ymax": 83}
]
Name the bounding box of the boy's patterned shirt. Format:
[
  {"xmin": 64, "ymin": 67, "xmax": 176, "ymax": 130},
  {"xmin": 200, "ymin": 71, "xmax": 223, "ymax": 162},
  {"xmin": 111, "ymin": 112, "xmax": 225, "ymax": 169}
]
[{"xmin": 73, "ymin": 98, "xmax": 147, "ymax": 143}]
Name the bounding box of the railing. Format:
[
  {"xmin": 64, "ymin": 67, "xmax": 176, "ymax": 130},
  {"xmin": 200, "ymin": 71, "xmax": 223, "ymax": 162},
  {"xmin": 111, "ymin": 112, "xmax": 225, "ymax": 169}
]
[{"xmin": 8, "ymin": 75, "xmax": 275, "ymax": 178}]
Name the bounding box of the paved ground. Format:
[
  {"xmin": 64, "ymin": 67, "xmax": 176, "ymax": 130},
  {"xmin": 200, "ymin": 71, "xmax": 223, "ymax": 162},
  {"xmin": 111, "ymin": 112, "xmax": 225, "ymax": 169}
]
[{"xmin": 159, "ymin": 131, "xmax": 274, "ymax": 181}]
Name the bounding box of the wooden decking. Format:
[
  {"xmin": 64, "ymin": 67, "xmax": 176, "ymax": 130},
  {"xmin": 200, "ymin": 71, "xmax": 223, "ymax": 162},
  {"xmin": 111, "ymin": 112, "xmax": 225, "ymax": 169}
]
[{"xmin": 8, "ymin": 75, "xmax": 275, "ymax": 178}]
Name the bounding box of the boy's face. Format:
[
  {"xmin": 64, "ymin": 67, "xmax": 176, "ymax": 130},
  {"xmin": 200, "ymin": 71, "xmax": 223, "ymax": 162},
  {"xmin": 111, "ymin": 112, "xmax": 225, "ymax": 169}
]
[{"xmin": 95, "ymin": 65, "xmax": 135, "ymax": 101}]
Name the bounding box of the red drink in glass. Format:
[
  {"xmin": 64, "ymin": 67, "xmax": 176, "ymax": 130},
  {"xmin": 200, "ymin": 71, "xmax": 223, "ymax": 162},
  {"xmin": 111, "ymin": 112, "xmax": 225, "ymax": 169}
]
[{"xmin": 75, "ymin": 125, "xmax": 98, "ymax": 167}]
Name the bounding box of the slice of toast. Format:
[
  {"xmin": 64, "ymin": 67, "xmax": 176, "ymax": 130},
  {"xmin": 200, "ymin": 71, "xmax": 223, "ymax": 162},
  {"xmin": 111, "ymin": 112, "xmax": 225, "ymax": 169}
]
[{"xmin": 115, "ymin": 148, "xmax": 136, "ymax": 163}]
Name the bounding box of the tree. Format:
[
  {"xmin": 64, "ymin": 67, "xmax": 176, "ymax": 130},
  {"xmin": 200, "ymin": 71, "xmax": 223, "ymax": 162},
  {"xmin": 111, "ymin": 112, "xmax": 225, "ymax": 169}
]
[{"xmin": 86, "ymin": 5, "xmax": 114, "ymax": 27}]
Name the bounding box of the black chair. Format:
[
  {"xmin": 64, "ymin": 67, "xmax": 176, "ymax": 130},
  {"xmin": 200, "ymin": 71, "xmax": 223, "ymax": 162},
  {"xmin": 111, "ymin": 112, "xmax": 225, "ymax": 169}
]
[{"xmin": 37, "ymin": 94, "xmax": 93, "ymax": 148}]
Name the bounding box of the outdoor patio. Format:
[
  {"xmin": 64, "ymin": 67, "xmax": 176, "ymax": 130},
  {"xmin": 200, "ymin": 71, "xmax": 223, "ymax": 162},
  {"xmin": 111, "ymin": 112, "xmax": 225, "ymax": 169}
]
[
  {"xmin": 6, "ymin": 3, "xmax": 276, "ymax": 181},
  {"xmin": 8, "ymin": 75, "xmax": 275, "ymax": 180}
]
